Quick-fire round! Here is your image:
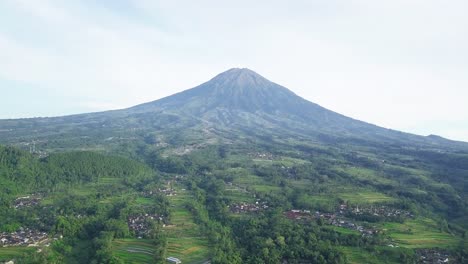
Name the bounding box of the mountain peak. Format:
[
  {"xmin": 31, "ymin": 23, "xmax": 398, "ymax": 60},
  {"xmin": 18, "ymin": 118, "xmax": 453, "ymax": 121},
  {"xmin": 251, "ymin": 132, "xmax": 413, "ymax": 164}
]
[
  {"xmin": 215, "ymin": 68, "xmax": 259, "ymax": 78},
  {"xmin": 131, "ymin": 68, "xmax": 306, "ymax": 115},
  {"xmin": 209, "ymin": 68, "xmax": 271, "ymax": 91}
]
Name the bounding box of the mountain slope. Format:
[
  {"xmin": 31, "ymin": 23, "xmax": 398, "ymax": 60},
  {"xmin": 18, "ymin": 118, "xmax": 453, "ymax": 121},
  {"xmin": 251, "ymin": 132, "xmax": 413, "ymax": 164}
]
[
  {"xmin": 0, "ymin": 68, "xmax": 467, "ymax": 152},
  {"xmin": 1, "ymin": 68, "xmax": 468, "ymax": 263},
  {"xmin": 128, "ymin": 68, "xmax": 468, "ymax": 149}
]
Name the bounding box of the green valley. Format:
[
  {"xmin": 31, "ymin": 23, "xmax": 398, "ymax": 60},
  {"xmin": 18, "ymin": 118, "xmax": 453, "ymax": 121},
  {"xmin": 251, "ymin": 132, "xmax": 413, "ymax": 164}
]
[{"xmin": 0, "ymin": 69, "xmax": 467, "ymax": 263}]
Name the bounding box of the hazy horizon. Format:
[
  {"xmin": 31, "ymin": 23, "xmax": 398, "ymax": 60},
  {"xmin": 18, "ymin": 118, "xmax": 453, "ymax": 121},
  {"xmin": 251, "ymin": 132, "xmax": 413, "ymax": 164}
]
[{"xmin": 1, "ymin": 1, "xmax": 467, "ymax": 141}]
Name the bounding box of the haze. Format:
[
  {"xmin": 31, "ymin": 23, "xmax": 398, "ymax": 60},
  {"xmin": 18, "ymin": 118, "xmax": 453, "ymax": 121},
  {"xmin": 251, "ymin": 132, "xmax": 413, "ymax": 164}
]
[{"xmin": 0, "ymin": 0, "xmax": 467, "ymax": 141}]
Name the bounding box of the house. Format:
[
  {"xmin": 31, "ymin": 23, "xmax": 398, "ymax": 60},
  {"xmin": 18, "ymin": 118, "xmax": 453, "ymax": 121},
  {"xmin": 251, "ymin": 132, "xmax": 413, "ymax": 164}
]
[{"xmin": 166, "ymin": 256, "xmax": 182, "ymax": 264}]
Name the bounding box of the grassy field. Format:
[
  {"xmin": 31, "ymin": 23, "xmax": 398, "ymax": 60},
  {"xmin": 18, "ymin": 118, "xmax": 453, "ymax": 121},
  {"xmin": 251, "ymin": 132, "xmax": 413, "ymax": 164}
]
[
  {"xmin": 328, "ymin": 226, "xmax": 360, "ymax": 235},
  {"xmin": 251, "ymin": 156, "xmax": 309, "ymax": 166},
  {"xmin": 113, "ymin": 239, "xmax": 155, "ymax": 263},
  {"xmin": 233, "ymin": 174, "xmax": 266, "ymax": 186},
  {"xmin": 339, "ymin": 246, "xmax": 402, "ymax": 264},
  {"xmin": 382, "ymin": 218, "xmax": 459, "ymax": 248},
  {"xmin": 288, "ymin": 179, "xmax": 314, "ymax": 190},
  {"xmin": 97, "ymin": 177, "xmax": 121, "ymax": 184},
  {"xmin": 251, "ymin": 184, "xmax": 281, "ymax": 193},
  {"xmin": 232, "ymin": 174, "xmax": 282, "ymax": 194},
  {"xmin": 338, "ymin": 167, "xmax": 395, "ymax": 186},
  {"xmin": 224, "ymin": 188, "xmax": 255, "ymax": 203},
  {"xmin": 339, "ymin": 190, "xmax": 395, "ymax": 204},
  {"xmin": 0, "ymin": 247, "xmax": 35, "ymax": 262},
  {"xmin": 340, "ymin": 246, "xmax": 383, "ymax": 264},
  {"xmin": 135, "ymin": 197, "xmax": 154, "ymax": 206},
  {"xmin": 291, "ymin": 189, "xmax": 394, "ymax": 211}
]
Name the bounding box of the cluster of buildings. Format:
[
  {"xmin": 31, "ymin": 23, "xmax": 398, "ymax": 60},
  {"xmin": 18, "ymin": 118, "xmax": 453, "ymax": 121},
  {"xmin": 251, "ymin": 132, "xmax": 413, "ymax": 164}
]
[
  {"xmin": 13, "ymin": 195, "xmax": 42, "ymax": 209},
  {"xmin": 158, "ymin": 188, "xmax": 177, "ymax": 197},
  {"xmin": 0, "ymin": 228, "xmax": 48, "ymax": 247},
  {"xmin": 249, "ymin": 152, "xmax": 275, "ymax": 160},
  {"xmin": 284, "ymin": 204, "xmax": 415, "ymax": 237},
  {"xmin": 347, "ymin": 205, "xmax": 413, "ymax": 219},
  {"xmin": 142, "ymin": 188, "xmax": 177, "ymax": 197},
  {"xmin": 416, "ymin": 249, "xmax": 450, "ymax": 264},
  {"xmin": 284, "ymin": 210, "xmax": 313, "ymax": 220},
  {"xmin": 228, "ymin": 201, "xmax": 269, "ymax": 214},
  {"xmin": 329, "ymin": 218, "xmax": 377, "ymax": 236},
  {"xmin": 284, "ymin": 209, "xmax": 379, "ymax": 236},
  {"xmin": 127, "ymin": 214, "xmax": 163, "ymax": 238}
]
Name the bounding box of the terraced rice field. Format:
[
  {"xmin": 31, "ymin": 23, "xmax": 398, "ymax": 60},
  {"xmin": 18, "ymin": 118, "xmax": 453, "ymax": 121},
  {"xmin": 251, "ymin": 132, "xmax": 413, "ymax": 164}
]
[
  {"xmin": 164, "ymin": 187, "xmax": 210, "ymax": 263},
  {"xmin": 0, "ymin": 247, "xmax": 35, "ymax": 262},
  {"xmin": 382, "ymin": 218, "xmax": 459, "ymax": 248},
  {"xmin": 113, "ymin": 239, "xmax": 155, "ymax": 263}
]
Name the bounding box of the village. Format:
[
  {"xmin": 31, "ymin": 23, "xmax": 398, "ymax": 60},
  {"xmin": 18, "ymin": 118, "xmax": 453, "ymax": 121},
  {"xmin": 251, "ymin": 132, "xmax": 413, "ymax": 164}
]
[
  {"xmin": 13, "ymin": 195, "xmax": 42, "ymax": 209},
  {"xmin": 347, "ymin": 204, "xmax": 414, "ymax": 219},
  {"xmin": 142, "ymin": 187, "xmax": 177, "ymax": 197},
  {"xmin": 416, "ymin": 249, "xmax": 450, "ymax": 264},
  {"xmin": 228, "ymin": 200, "xmax": 269, "ymax": 214},
  {"xmin": 284, "ymin": 209, "xmax": 379, "ymax": 236},
  {"xmin": 142, "ymin": 179, "xmax": 184, "ymax": 198},
  {"xmin": 0, "ymin": 228, "xmax": 48, "ymax": 247},
  {"xmin": 249, "ymin": 152, "xmax": 276, "ymax": 160},
  {"xmin": 284, "ymin": 204, "xmax": 413, "ymax": 237},
  {"xmin": 127, "ymin": 214, "xmax": 164, "ymax": 238}
]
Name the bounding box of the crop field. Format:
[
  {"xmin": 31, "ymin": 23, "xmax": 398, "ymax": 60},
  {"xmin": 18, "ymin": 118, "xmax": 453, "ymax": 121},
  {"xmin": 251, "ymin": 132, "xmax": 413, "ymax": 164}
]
[
  {"xmin": 293, "ymin": 188, "xmax": 394, "ymax": 209},
  {"xmin": 231, "ymin": 174, "xmax": 282, "ymax": 194},
  {"xmin": 339, "ymin": 190, "xmax": 395, "ymax": 204},
  {"xmin": 166, "ymin": 236, "xmax": 210, "ymax": 264},
  {"xmin": 110, "ymin": 186, "xmax": 211, "ymax": 263},
  {"xmin": 339, "ymin": 246, "xmax": 403, "ymax": 264},
  {"xmin": 382, "ymin": 218, "xmax": 459, "ymax": 248},
  {"xmin": 0, "ymin": 247, "xmax": 35, "ymax": 262},
  {"xmin": 224, "ymin": 189, "xmax": 255, "ymax": 203},
  {"xmin": 113, "ymin": 239, "xmax": 155, "ymax": 263},
  {"xmin": 328, "ymin": 226, "xmax": 360, "ymax": 235},
  {"xmin": 164, "ymin": 186, "xmax": 210, "ymax": 263},
  {"xmin": 233, "ymin": 174, "xmax": 266, "ymax": 186},
  {"xmin": 97, "ymin": 177, "xmax": 121, "ymax": 184},
  {"xmin": 251, "ymin": 184, "xmax": 281, "ymax": 193},
  {"xmin": 339, "ymin": 246, "xmax": 383, "ymax": 264},
  {"xmin": 135, "ymin": 197, "xmax": 154, "ymax": 206},
  {"xmin": 338, "ymin": 167, "xmax": 395, "ymax": 186}
]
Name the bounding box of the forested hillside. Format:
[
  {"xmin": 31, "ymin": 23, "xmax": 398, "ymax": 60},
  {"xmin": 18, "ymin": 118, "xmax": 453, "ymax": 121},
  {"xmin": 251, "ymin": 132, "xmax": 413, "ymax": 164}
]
[
  {"xmin": 0, "ymin": 69, "xmax": 467, "ymax": 263},
  {"xmin": 0, "ymin": 143, "xmax": 467, "ymax": 263}
]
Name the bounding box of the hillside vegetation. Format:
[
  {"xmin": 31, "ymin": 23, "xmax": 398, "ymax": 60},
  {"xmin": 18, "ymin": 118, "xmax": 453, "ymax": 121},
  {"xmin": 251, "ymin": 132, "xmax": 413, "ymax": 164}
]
[{"xmin": 0, "ymin": 69, "xmax": 467, "ymax": 263}]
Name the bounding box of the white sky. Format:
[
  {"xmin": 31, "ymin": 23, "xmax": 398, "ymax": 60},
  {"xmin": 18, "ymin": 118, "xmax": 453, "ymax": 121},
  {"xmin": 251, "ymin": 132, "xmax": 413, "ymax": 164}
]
[{"xmin": 0, "ymin": 0, "xmax": 467, "ymax": 142}]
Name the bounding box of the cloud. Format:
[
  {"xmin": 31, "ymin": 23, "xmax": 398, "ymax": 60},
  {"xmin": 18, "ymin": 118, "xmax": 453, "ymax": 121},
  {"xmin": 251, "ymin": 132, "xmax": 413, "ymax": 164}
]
[
  {"xmin": 0, "ymin": 0, "xmax": 210, "ymax": 103},
  {"xmin": 0, "ymin": 0, "xmax": 467, "ymax": 141}
]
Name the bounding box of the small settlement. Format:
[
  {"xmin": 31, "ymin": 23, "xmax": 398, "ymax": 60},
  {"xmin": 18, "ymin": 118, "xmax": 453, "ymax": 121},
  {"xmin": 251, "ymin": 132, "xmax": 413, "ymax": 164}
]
[
  {"xmin": 285, "ymin": 204, "xmax": 413, "ymax": 237},
  {"xmin": 228, "ymin": 200, "xmax": 269, "ymax": 214},
  {"xmin": 127, "ymin": 214, "xmax": 164, "ymax": 238},
  {"xmin": 348, "ymin": 205, "xmax": 413, "ymax": 218},
  {"xmin": 249, "ymin": 152, "xmax": 275, "ymax": 160},
  {"xmin": 14, "ymin": 195, "xmax": 42, "ymax": 209},
  {"xmin": 142, "ymin": 188, "xmax": 177, "ymax": 197},
  {"xmin": 142, "ymin": 180, "xmax": 181, "ymax": 198},
  {"xmin": 416, "ymin": 249, "xmax": 450, "ymax": 264},
  {"xmin": 0, "ymin": 228, "xmax": 48, "ymax": 247}
]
